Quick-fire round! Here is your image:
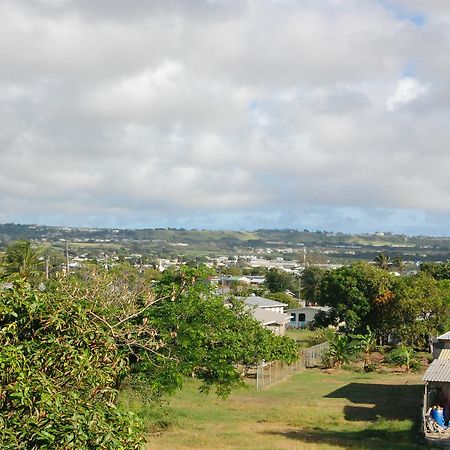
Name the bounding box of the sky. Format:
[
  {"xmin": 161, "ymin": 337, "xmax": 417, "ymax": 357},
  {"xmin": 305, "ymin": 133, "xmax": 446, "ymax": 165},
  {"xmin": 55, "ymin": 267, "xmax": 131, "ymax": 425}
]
[{"xmin": 1, "ymin": 0, "xmax": 450, "ymax": 235}]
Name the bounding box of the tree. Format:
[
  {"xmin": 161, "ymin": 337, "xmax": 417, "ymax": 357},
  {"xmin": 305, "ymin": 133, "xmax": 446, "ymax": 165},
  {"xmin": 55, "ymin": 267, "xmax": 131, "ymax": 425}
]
[
  {"xmin": 1, "ymin": 266, "xmax": 299, "ymax": 447},
  {"xmin": 374, "ymin": 253, "xmax": 390, "ymax": 270},
  {"xmin": 352, "ymin": 326, "xmax": 377, "ymax": 372},
  {"xmin": 1, "ymin": 240, "xmax": 44, "ymax": 281},
  {"xmin": 392, "ymin": 256, "xmax": 405, "ymax": 273},
  {"xmin": 301, "ymin": 266, "xmax": 326, "ymax": 304},
  {"xmin": 390, "ymin": 273, "xmax": 450, "ymax": 347},
  {"xmin": 140, "ymin": 266, "xmax": 298, "ymax": 397},
  {"xmin": 0, "ymin": 279, "xmax": 143, "ymax": 449},
  {"xmin": 420, "ymin": 261, "xmax": 450, "ymax": 280},
  {"xmin": 265, "ymin": 268, "xmax": 297, "ymax": 294},
  {"xmin": 318, "ymin": 262, "xmax": 395, "ymax": 338},
  {"xmin": 327, "ymin": 334, "xmax": 359, "ymax": 368}
]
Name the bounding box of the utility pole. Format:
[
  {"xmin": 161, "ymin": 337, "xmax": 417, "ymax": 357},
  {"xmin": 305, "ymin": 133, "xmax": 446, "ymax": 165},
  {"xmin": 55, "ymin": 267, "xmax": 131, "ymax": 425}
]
[
  {"xmin": 45, "ymin": 256, "xmax": 49, "ymax": 280},
  {"xmin": 65, "ymin": 241, "xmax": 70, "ymax": 276},
  {"xmin": 298, "ymin": 273, "xmax": 302, "ymax": 308}
]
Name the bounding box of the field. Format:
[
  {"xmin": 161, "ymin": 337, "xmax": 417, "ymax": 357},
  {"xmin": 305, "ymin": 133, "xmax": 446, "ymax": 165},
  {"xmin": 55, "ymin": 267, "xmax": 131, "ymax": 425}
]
[{"xmin": 122, "ymin": 369, "xmax": 427, "ymax": 450}]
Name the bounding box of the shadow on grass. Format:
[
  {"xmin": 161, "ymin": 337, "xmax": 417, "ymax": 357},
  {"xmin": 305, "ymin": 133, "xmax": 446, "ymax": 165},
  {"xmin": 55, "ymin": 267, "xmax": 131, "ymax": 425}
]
[
  {"xmin": 264, "ymin": 428, "xmax": 427, "ymax": 450},
  {"xmin": 263, "ymin": 382, "xmax": 427, "ymax": 449},
  {"xmin": 324, "ymin": 383, "xmax": 424, "ymax": 421}
]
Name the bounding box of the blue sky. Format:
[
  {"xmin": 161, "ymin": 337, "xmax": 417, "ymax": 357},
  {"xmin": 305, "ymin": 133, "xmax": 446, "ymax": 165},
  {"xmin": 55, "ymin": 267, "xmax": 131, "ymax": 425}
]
[{"xmin": 1, "ymin": 0, "xmax": 450, "ymax": 235}]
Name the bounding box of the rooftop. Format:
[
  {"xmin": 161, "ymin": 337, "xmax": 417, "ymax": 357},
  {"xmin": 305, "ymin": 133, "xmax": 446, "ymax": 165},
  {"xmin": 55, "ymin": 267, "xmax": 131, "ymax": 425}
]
[
  {"xmin": 423, "ymin": 359, "xmax": 450, "ymax": 383},
  {"xmin": 243, "ymin": 296, "xmax": 288, "ymax": 308},
  {"xmin": 437, "ymin": 331, "xmax": 450, "ymax": 341}
]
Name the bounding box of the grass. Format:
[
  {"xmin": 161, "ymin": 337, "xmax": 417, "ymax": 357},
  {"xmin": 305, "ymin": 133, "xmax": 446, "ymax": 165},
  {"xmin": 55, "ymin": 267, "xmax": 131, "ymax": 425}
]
[
  {"xmin": 285, "ymin": 328, "xmax": 318, "ymax": 348},
  {"xmin": 121, "ymin": 369, "xmax": 428, "ymax": 449}
]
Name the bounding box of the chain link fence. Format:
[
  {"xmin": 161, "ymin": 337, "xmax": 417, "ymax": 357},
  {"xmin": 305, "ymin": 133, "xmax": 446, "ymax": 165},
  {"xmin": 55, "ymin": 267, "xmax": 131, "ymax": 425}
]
[{"xmin": 251, "ymin": 341, "xmax": 329, "ymax": 390}]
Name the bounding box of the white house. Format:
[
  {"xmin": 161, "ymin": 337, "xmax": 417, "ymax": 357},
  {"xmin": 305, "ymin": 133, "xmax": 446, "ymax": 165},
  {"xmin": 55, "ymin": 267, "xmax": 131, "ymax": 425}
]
[{"xmin": 287, "ymin": 306, "xmax": 330, "ymax": 329}]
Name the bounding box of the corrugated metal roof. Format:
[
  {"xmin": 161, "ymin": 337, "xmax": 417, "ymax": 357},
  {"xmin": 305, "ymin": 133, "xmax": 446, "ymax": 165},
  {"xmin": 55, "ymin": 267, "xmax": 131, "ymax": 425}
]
[
  {"xmin": 438, "ymin": 349, "xmax": 450, "ymax": 360},
  {"xmin": 423, "ymin": 360, "xmax": 450, "ymax": 382},
  {"xmin": 437, "ymin": 331, "xmax": 450, "ymax": 341}
]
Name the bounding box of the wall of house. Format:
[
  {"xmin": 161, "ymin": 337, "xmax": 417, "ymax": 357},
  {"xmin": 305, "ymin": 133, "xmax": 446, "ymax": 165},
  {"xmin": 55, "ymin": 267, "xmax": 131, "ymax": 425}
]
[{"xmin": 287, "ymin": 308, "xmax": 321, "ymax": 329}]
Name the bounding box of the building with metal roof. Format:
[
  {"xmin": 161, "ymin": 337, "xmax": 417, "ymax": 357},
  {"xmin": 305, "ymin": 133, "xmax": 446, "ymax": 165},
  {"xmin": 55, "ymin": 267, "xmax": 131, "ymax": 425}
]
[{"xmin": 423, "ymin": 360, "xmax": 450, "ymax": 383}]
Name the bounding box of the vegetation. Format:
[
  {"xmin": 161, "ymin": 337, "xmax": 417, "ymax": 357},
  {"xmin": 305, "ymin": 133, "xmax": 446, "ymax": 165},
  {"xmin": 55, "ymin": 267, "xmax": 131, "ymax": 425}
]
[
  {"xmin": 0, "ymin": 279, "xmax": 143, "ymax": 449},
  {"xmin": 0, "ymin": 243, "xmax": 298, "ymax": 449},
  {"xmin": 315, "ymin": 261, "xmax": 450, "ymax": 347}
]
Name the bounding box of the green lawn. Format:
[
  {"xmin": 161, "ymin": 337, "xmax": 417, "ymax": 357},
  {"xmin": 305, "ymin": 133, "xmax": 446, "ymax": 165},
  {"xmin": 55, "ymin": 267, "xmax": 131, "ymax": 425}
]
[{"xmin": 121, "ymin": 369, "xmax": 428, "ymax": 449}]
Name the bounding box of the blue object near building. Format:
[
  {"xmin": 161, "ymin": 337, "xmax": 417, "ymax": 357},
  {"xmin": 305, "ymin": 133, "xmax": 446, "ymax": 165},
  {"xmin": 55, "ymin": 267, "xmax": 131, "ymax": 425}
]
[{"xmin": 431, "ymin": 408, "xmax": 445, "ymax": 427}]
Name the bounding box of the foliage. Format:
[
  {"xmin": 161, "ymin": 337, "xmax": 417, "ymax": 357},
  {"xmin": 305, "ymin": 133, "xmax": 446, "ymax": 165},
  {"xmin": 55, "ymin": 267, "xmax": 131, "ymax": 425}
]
[
  {"xmin": 135, "ymin": 267, "xmax": 298, "ymax": 398},
  {"xmin": 301, "ymin": 266, "xmax": 326, "ymax": 303},
  {"xmin": 265, "ymin": 268, "xmax": 297, "ymax": 294},
  {"xmin": 420, "ymin": 261, "xmax": 450, "ymax": 280},
  {"xmin": 265, "ymin": 291, "xmax": 299, "ymax": 309},
  {"xmin": 0, "ymin": 280, "xmax": 143, "ymax": 449},
  {"xmin": 1, "ymin": 240, "xmax": 44, "ymax": 281},
  {"xmin": 318, "ymin": 262, "xmax": 395, "ymax": 338},
  {"xmin": 351, "ymin": 326, "xmax": 377, "ymax": 372},
  {"xmin": 384, "ymin": 346, "xmax": 420, "ymax": 372},
  {"xmin": 390, "ymin": 274, "xmax": 450, "ymax": 347},
  {"xmin": 326, "ymin": 334, "xmax": 359, "ymax": 368},
  {"xmin": 0, "ymin": 263, "xmax": 300, "ymax": 447},
  {"xmin": 373, "ymin": 253, "xmax": 390, "ymax": 270}
]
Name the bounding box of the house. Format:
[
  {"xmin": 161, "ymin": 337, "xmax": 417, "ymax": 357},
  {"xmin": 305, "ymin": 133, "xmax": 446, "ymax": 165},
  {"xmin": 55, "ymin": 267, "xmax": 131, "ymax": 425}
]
[
  {"xmin": 230, "ymin": 295, "xmax": 290, "ymax": 336},
  {"xmin": 422, "ymin": 331, "xmax": 450, "ymax": 441},
  {"xmin": 250, "ymin": 307, "xmax": 290, "ymax": 336},
  {"xmin": 242, "ymin": 295, "xmax": 287, "ymax": 314},
  {"xmin": 287, "ymin": 306, "xmax": 330, "ymax": 329}
]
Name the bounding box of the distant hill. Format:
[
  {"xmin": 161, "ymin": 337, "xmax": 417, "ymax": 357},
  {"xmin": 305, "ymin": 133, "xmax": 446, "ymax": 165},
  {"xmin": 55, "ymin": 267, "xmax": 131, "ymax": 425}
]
[{"xmin": 1, "ymin": 223, "xmax": 449, "ymax": 263}]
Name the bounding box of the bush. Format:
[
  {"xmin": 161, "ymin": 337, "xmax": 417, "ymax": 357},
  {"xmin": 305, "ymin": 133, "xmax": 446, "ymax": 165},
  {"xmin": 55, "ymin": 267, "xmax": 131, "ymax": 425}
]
[
  {"xmin": 0, "ymin": 280, "xmax": 143, "ymax": 449},
  {"xmin": 384, "ymin": 346, "xmax": 419, "ymax": 372}
]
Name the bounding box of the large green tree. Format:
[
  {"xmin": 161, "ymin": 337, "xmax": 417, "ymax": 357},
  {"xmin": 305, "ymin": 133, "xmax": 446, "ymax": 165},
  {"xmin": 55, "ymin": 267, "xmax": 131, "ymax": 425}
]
[
  {"xmin": 0, "ymin": 279, "xmax": 143, "ymax": 449},
  {"xmin": 265, "ymin": 268, "xmax": 297, "ymax": 294},
  {"xmin": 137, "ymin": 267, "xmax": 298, "ymax": 397},
  {"xmin": 317, "ymin": 262, "xmax": 395, "ymax": 338},
  {"xmin": 301, "ymin": 266, "xmax": 326, "ymax": 304},
  {"xmin": 1, "ymin": 265, "xmax": 299, "ymax": 448},
  {"xmin": 390, "ymin": 273, "xmax": 450, "ymax": 346}
]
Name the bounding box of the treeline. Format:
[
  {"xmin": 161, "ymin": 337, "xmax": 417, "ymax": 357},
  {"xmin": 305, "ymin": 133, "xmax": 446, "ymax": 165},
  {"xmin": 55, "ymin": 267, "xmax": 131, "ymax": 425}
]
[
  {"xmin": 0, "ymin": 242, "xmax": 297, "ymax": 449},
  {"xmin": 301, "ymin": 262, "xmax": 450, "ymax": 347}
]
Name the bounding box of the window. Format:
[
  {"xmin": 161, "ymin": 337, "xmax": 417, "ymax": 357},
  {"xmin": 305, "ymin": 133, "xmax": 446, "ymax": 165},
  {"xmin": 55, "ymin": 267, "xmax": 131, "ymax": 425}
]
[
  {"xmin": 298, "ymin": 313, "xmax": 306, "ymax": 322},
  {"xmin": 290, "ymin": 313, "xmax": 296, "ymax": 321}
]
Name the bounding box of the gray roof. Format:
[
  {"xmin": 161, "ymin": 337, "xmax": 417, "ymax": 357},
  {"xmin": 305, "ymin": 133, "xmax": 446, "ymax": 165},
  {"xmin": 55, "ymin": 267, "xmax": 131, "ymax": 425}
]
[
  {"xmin": 423, "ymin": 359, "xmax": 450, "ymax": 382},
  {"xmin": 250, "ymin": 307, "xmax": 290, "ymax": 326},
  {"xmin": 243, "ymin": 296, "xmax": 288, "ymax": 308},
  {"xmin": 437, "ymin": 332, "xmax": 450, "ymax": 341}
]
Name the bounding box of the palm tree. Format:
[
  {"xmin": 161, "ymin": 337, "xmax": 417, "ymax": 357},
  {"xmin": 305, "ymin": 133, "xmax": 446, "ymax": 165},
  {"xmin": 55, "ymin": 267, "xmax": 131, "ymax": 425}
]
[
  {"xmin": 392, "ymin": 256, "xmax": 405, "ymax": 273},
  {"xmin": 374, "ymin": 253, "xmax": 390, "ymax": 270},
  {"xmin": 2, "ymin": 240, "xmax": 43, "ymax": 280}
]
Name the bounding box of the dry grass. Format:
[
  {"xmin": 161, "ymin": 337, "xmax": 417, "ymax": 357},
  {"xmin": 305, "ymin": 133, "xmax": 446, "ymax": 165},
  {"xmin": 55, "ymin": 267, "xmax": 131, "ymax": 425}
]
[{"xmin": 121, "ymin": 369, "xmax": 428, "ymax": 449}]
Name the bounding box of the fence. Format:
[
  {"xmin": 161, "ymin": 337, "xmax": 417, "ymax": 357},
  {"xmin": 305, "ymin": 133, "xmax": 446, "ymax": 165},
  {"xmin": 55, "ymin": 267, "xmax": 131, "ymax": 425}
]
[{"xmin": 253, "ymin": 341, "xmax": 329, "ymax": 390}]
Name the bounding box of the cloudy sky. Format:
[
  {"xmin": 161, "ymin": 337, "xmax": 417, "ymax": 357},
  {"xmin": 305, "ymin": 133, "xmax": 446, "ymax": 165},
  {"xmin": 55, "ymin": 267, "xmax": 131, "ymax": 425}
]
[{"xmin": 1, "ymin": 0, "xmax": 450, "ymax": 235}]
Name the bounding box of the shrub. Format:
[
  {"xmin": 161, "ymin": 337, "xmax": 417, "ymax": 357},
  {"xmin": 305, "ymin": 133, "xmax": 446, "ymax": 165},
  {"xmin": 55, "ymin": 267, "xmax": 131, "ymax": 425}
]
[
  {"xmin": 0, "ymin": 280, "xmax": 143, "ymax": 449},
  {"xmin": 385, "ymin": 346, "xmax": 419, "ymax": 372}
]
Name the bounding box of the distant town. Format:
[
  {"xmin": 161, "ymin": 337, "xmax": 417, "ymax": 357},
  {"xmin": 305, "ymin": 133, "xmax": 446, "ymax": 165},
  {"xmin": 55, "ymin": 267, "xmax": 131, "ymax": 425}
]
[{"xmin": 1, "ymin": 223, "xmax": 450, "ymax": 275}]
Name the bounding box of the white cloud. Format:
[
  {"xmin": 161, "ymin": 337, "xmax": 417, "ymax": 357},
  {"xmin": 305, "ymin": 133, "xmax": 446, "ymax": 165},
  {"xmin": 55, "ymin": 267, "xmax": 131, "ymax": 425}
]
[
  {"xmin": 387, "ymin": 77, "xmax": 427, "ymax": 111},
  {"xmin": 0, "ymin": 0, "xmax": 450, "ymax": 233}
]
